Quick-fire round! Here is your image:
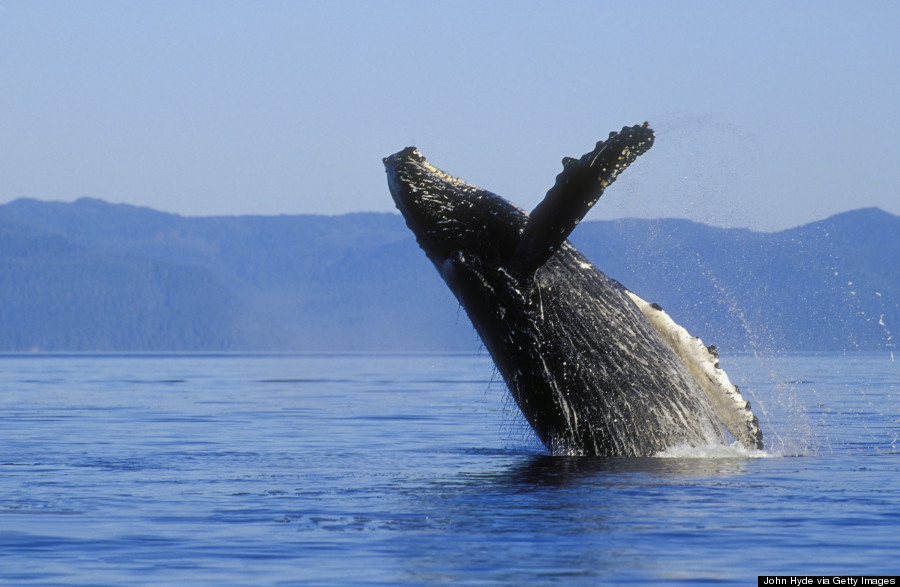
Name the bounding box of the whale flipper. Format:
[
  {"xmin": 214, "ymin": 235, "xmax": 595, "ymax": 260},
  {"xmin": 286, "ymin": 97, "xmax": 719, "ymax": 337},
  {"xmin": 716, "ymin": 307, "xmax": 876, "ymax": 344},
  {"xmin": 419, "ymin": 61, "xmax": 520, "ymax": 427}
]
[
  {"xmin": 625, "ymin": 292, "xmax": 764, "ymax": 449},
  {"xmin": 507, "ymin": 123, "xmax": 655, "ymax": 278}
]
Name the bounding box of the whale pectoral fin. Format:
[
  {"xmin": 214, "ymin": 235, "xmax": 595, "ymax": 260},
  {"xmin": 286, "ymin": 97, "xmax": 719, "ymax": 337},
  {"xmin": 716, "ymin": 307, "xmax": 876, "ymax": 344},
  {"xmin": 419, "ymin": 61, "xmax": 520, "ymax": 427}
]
[
  {"xmin": 506, "ymin": 123, "xmax": 655, "ymax": 278},
  {"xmin": 624, "ymin": 290, "xmax": 764, "ymax": 450}
]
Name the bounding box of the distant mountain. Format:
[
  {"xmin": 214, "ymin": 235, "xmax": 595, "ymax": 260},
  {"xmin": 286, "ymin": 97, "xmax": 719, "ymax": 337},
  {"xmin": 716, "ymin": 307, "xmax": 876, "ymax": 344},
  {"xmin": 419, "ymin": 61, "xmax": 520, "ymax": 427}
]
[
  {"xmin": 570, "ymin": 208, "xmax": 899, "ymax": 353},
  {"xmin": 1, "ymin": 198, "xmax": 896, "ymax": 353}
]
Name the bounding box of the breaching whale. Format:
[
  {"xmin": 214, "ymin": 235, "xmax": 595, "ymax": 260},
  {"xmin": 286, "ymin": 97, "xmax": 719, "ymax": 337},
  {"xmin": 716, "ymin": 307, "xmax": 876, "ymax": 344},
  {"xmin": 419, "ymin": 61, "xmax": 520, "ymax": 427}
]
[{"xmin": 384, "ymin": 124, "xmax": 762, "ymax": 456}]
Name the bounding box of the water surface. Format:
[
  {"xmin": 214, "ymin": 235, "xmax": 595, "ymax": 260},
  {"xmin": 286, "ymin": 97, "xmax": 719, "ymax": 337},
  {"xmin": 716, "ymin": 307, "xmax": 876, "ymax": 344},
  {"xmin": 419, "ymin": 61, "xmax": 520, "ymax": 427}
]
[{"xmin": 1, "ymin": 353, "xmax": 898, "ymax": 584}]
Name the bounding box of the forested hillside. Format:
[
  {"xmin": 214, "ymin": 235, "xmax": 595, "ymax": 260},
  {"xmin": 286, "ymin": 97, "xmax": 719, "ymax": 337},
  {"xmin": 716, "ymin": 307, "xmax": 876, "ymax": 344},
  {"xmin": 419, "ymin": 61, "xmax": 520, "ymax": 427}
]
[{"xmin": 1, "ymin": 198, "xmax": 897, "ymax": 353}]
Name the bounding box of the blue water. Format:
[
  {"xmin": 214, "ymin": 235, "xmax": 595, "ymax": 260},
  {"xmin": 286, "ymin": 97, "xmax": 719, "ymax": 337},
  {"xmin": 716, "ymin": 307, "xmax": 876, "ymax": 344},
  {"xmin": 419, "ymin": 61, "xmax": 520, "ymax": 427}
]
[{"xmin": 1, "ymin": 352, "xmax": 898, "ymax": 585}]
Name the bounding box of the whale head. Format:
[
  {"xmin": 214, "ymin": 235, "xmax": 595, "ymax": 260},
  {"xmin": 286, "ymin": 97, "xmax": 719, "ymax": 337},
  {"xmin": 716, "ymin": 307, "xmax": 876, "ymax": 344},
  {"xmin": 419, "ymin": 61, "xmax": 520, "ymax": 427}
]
[
  {"xmin": 384, "ymin": 147, "xmax": 528, "ymax": 286},
  {"xmin": 383, "ymin": 147, "xmax": 545, "ymax": 382}
]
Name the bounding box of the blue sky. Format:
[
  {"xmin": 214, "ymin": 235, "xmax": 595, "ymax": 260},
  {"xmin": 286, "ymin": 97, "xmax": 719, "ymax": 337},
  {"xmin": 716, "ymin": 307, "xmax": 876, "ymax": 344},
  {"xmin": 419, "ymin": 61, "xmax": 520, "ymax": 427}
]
[{"xmin": 1, "ymin": 1, "xmax": 897, "ymax": 230}]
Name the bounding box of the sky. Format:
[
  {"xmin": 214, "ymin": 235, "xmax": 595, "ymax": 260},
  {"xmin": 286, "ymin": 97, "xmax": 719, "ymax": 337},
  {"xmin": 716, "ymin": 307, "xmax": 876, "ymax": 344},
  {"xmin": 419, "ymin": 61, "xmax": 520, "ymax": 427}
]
[{"xmin": 1, "ymin": 1, "xmax": 898, "ymax": 230}]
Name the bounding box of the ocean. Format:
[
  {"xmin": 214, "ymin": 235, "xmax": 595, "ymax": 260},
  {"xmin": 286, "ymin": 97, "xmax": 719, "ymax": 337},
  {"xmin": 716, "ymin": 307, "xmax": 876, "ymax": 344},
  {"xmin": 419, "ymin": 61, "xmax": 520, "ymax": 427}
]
[{"xmin": 1, "ymin": 352, "xmax": 897, "ymax": 585}]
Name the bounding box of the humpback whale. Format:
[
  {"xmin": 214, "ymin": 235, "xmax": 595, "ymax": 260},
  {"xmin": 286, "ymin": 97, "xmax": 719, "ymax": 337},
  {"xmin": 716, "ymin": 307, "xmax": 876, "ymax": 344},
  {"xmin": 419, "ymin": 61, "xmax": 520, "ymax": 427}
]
[{"xmin": 384, "ymin": 124, "xmax": 762, "ymax": 456}]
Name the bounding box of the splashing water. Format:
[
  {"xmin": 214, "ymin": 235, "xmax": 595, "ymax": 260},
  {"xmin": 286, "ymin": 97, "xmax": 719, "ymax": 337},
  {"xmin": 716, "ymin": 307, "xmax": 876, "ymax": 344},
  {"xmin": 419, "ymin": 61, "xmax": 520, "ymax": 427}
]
[{"xmin": 653, "ymin": 442, "xmax": 773, "ymax": 459}]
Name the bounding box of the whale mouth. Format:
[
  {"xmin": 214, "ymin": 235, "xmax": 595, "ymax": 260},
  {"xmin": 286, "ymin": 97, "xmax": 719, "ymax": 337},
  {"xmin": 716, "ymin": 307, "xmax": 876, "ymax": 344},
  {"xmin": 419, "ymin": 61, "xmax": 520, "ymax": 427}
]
[
  {"xmin": 384, "ymin": 147, "xmax": 480, "ymax": 257},
  {"xmin": 383, "ymin": 148, "xmax": 428, "ymax": 212},
  {"xmin": 383, "ymin": 147, "xmax": 437, "ymax": 253}
]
